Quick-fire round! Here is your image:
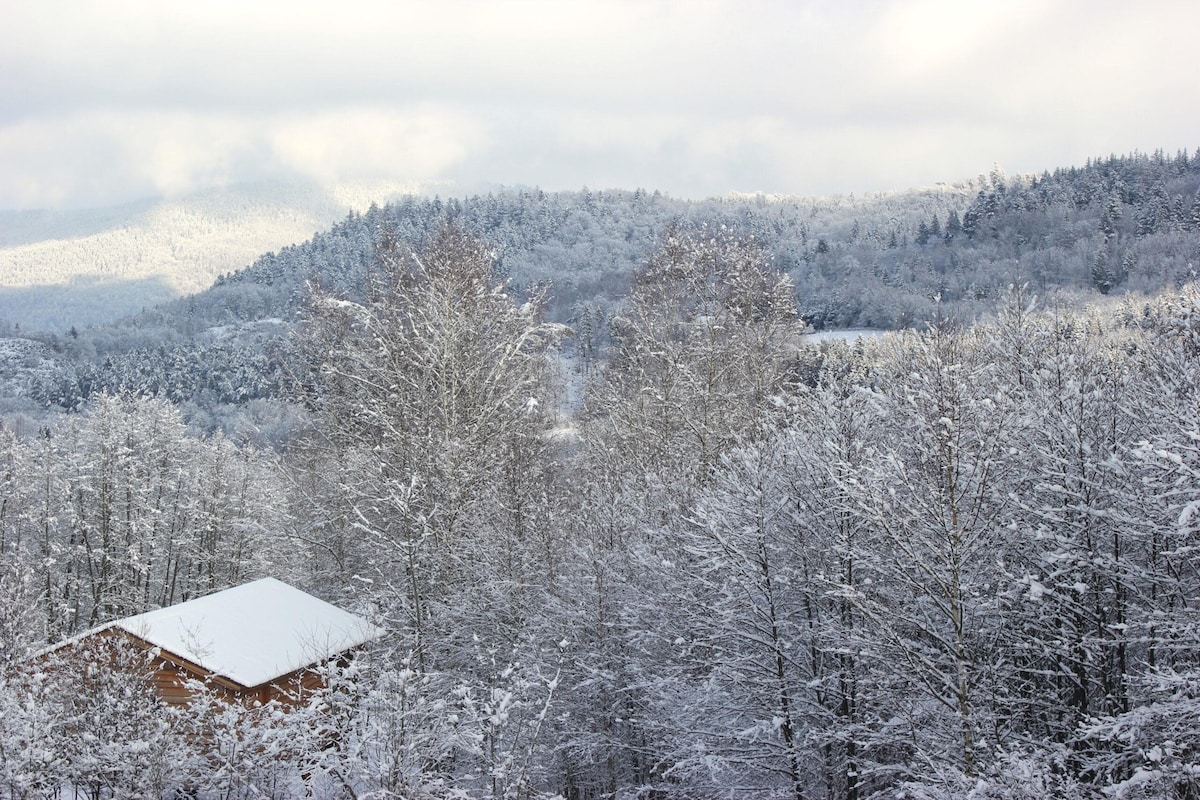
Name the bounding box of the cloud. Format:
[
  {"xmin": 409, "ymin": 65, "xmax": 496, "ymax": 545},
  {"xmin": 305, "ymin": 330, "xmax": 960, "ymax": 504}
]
[
  {"xmin": 268, "ymin": 107, "xmax": 489, "ymax": 185},
  {"xmin": 0, "ymin": 106, "xmax": 488, "ymax": 208},
  {"xmin": 2, "ymin": 1, "xmax": 1199, "ymax": 208}
]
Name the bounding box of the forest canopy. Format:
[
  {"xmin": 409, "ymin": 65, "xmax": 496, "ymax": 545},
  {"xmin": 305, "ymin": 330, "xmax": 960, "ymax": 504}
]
[{"xmin": 2, "ymin": 149, "xmax": 1200, "ymax": 797}]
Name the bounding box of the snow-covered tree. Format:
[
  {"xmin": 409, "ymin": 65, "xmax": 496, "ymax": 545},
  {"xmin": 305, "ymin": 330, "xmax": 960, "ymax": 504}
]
[
  {"xmin": 301, "ymin": 223, "xmax": 566, "ymax": 667},
  {"xmin": 849, "ymin": 322, "xmax": 1020, "ymax": 783},
  {"xmin": 585, "ymin": 225, "xmax": 802, "ymax": 508}
]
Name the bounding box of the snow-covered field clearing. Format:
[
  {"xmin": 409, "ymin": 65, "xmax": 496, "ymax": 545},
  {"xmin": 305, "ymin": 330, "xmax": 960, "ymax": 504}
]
[{"xmin": 802, "ymin": 328, "xmax": 888, "ymax": 344}]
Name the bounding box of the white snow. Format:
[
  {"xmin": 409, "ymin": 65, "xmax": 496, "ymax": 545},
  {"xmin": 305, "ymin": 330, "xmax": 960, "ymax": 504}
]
[
  {"xmin": 802, "ymin": 328, "xmax": 888, "ymax": 345},
  {"xmin": 116, "ymin": 578, "xmax": 385, "ymax": 688}
]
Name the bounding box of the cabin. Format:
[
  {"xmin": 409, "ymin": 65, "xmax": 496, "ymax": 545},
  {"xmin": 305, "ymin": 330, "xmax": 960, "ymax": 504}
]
[{"xmin": 41, "ymin": 578, "xmax": 385, "ymax": 706}]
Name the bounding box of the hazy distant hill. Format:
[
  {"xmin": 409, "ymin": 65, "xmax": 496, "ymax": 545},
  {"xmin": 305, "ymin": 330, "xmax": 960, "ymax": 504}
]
[{"xmin": 0, "ymin": 179, "xmax": 428, "ymax": 332}]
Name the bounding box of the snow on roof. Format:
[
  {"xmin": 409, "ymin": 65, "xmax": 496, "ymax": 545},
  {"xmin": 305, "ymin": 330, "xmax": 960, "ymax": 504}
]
[{"xmin": 115, "ymin": 578, "xmax": 385, "ymax": 688}]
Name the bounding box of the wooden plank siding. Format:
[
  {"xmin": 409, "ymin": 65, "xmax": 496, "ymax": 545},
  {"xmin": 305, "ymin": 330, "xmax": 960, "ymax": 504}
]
[
  {"xmin": 44, "ymin": 625, "xmax": 349, "ymax": 710},
  {"xmin": 35, "ymin": 579, "xmax": 383, "ymax": 722}
]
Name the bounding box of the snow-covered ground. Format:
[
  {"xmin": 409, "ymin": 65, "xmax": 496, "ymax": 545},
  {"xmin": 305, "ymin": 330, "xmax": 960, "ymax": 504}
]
[{"xmin": 802, "ymin": 328, "xmax": 888, "ymax": 344}]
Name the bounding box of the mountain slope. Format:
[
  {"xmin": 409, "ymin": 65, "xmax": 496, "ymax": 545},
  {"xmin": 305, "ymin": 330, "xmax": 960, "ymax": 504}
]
[
  {"xmin": 7, "ymin": 149, "xmax": 1200, "ymax": 420},
  {"xmin": 0, "ymin": 179, "xmax": 424, "ymax": 331}
]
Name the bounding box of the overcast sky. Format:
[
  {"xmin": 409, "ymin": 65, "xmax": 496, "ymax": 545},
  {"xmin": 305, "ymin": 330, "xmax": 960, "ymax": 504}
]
[{"xmin": 2, "ymin": 0, "xmax": 1198, "ymax": 210}]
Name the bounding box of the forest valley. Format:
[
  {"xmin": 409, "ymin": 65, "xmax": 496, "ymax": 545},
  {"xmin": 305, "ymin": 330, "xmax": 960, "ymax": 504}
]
[{"xmin": 1, "ymin": 150, "xmax": 1200, "ymax": 798}]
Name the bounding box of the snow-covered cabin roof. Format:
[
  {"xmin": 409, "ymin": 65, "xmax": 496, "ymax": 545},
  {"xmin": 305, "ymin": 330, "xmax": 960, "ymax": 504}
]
[{"xmin": 114, "ymin": 578, "xmax": 384, "ymax": 689}]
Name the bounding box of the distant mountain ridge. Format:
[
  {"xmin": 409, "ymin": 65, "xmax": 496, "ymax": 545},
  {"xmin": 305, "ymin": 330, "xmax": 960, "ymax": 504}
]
[{"xmin": 0, "ymin": 179, "xmax": 430, "ymax": 331}]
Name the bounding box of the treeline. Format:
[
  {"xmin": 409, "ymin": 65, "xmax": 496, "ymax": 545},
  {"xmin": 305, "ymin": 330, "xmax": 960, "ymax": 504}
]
[
  {"xmin": 12, "ymin": 150, "xmax": 1199, "ymax": 424},
  {"xmin": 2, "ymin": 224, "xmax": 1200, "ymax": 797}
]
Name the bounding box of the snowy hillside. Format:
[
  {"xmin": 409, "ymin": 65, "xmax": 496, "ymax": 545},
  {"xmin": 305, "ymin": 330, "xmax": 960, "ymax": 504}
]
[{"xmin": 0, "ymin": 179, "xmax": 425, "ymax": 332}]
